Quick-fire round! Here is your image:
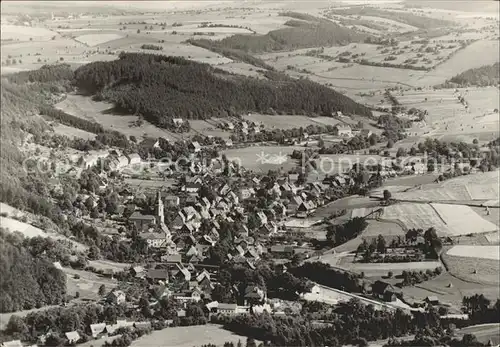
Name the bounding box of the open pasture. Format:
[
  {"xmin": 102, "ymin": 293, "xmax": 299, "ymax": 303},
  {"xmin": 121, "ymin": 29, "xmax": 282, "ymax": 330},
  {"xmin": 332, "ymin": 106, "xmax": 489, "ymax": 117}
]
[
  {"xmin": 1, "ymin": 24, "xmax": 58, "ymax": 41},
  {"xmin": 52, "ymin": 123, "xmax": 97, "ymax": 140},
  {"xmin": 381, "ymin": 202, "xmax": 497, "ymax": 236},
  {"xmin": 242, "ymin": 114, "xmax": 319, "ymax": 129},
  {"xmin": 55, "ymin": 94, "xmax": 180, "ymax": 141},
  {"xmin": 74, "ymin": 33, "xmax": 124, "ymax": 46},
  {"xmin": 339, "ymin": 255, "xmax": 442, "ymax": 277},
  {"xmin": 446, "ymin": 245, "xmax": 499, "ymax": 260},
  {"xmin": 222, "ymin": 145, "xmax": 301, "ymax": 172},
  {"xmin": 457, "ymin": 324, "xmax": 500, "ymax": 346},
  {"xmin": 131, "ymin": 324, "xmax": 252, "ymax": 347},
  {"xmin": 443, "ymin": 248, "xmax": 499, "ymax": 285},
  {"xmin": 403, "ymin": 272, "xmax": 500, "ymax": 310},
  {"xmin": 412, "ymin": 39, "xmax": 500, "ymax": 86},
  {"xmin": 330, "ymin": 219, "xmax": 405, "ymax": 254},
  {"xmin": 64, "ymin": 267, "xmax": 118, "ymax": 300}
]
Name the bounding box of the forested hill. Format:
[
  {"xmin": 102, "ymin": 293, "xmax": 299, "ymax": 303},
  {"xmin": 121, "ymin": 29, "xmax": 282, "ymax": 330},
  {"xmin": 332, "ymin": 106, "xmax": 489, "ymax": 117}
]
[
  {"xmin": 448, "ymin": 62, "xmax": 500, "ymax": 87},
  {"xmin": 73, "ymin": 52, "xmax": 373, "ymax": 127},
  {"xmin": 189, "ymin": 12, "xmax": 368, "ymax": 54}
]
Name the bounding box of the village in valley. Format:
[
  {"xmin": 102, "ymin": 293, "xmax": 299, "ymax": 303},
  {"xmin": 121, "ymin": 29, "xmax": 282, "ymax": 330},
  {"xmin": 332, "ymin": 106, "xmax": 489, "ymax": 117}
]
[{"xmin": 0, "ymin": 1, "xmax": 499, "ymax": 347}]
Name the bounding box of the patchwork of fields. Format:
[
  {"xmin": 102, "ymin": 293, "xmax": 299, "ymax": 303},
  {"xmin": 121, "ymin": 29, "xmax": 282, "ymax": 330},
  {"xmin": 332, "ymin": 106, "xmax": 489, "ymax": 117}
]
[{"xmin": 381, "ymin": 202, "xmax": 498, "ymax": 236}]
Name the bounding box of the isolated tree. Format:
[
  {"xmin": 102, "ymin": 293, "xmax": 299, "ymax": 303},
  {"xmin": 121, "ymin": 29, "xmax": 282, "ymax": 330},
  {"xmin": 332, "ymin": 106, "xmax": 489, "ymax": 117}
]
[
  {"xmin": 387, "ymin": 139, "xmax": 394, "ymax": 148},
  {"xmin": 473, "ymin": 138, "xmax": 479, "ymax": 144},
  {"xmin": 98, "ymin": 284, "xmax": 106, "ymax": 296},
  {"xmin": 137, "ymin": 29, "xmax": 141, "ymax": 34},
  {"xmin": 383, "ymin": 189, "xmax": 392, "ymax": 201},
  {"xmin": 376, "ymin": 234, "xmax": 387, "ymax": 254}
]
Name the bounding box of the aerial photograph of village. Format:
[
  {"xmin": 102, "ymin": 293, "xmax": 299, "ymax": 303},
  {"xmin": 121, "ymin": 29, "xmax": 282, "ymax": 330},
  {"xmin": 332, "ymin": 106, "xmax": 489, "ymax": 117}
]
[{"xmin": 0, "ymin": 0, "xmax": 499, "ymax": 346}]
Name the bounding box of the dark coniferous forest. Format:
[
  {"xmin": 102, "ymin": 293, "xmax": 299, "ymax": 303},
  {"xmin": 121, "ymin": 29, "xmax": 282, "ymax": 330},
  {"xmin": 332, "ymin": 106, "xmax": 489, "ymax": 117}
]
[
  {"xmin": 73, "ymin": 52, "xmax": 373, "ymax": 130},
  {"xmin": 0, "ymin": 229, "xmax": 67, "ymax": 313}
]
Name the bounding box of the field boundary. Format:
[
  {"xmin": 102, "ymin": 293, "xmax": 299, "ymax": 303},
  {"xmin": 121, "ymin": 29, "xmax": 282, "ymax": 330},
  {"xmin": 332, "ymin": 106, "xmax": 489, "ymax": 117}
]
[{"xmin": 429, "ymin": 203, "xmax": 448, "ymax": 226}]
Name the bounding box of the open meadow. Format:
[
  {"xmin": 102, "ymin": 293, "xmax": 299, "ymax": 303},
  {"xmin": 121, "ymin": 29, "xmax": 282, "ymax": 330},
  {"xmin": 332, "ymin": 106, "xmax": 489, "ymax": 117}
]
[
  {"xmin": 0, "ymin": 216, "xmax": 88, "ymax": 251},
  {"xmin": 131, "ymin": 324, "xmax": 253, "ymax": 347},
  {"xmin": 442, "ymin": 246, "xmax": 500, "ymax": 285},
  {"xmin": 381, "ymin": 202, "xmax": 498, "ymax": 236},
  {"xmin": 338, "ymin": 255, "xmax": 442, "ymax": 277},
  {"xmin": 64, "ymin": 267, "xmax": 118, "ymax": 301},
  {"xmin": 222, "ymin": 145, "xmax": 302, "ymax": 172}
]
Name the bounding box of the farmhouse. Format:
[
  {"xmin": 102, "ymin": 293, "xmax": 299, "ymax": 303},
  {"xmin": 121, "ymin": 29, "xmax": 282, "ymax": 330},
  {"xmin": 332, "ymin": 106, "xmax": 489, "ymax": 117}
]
[
  {"xmin": 189, "ymin": 141, "xmax": 201, "ymax": 153},
  {"xmin": 64, "ymin": 331, "xmax": 80, "ymax": 344},
  {"xmin": 127, "ymin": 153, "xmax": 141, "ymax": 165},
  {"xmin": 129, "ymin": 212, "xmax": 156, "ymax": 231},
  {"xmin": 371, "ymin": 281, "xmax": 402, "ymax": 302},
  {"xmin": 335, "ymin": 124, "xmax": 352, "ymax": 137},
  {"xmin": 90, "ymin": 323, "xmax": 107, "ymax": 338},
  {"xmin": 173, "ymin": 118, "xmax": 184, "ymax": 127},
  {"xmin": 107, "ymin": 290, "xmax": 126, "ymax": 305},
  {"xmin": 142, "ymin": 232, "xmax": 170, "ymax": 249}
]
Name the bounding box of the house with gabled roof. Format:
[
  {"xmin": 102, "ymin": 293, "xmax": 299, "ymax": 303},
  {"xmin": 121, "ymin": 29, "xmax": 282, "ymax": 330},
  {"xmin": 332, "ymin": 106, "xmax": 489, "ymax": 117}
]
[
  {"xmin": 147, "ymin": 269, "xmax": 169, "ymax": 283},
  {"xmin": 90, "ymin": 323, "xmax": 107, "ymax": 338},
  {"xmin": 107, "ymin": 290, "xmax": 126, "ymax": 305},
  {"xmin": 65, "ymin": 331, "xmax": 80, "ymax": 344},
  {"xmin": 189, "ymin": 141, "xmax": 201, "ymax": 153},
  {"xmin": 129, "ymin": 212, "xmax": 156, "ymax": 231},
  {"xmin": 256, "ymin": 211, "xmax": 268, "ymax": 226}
]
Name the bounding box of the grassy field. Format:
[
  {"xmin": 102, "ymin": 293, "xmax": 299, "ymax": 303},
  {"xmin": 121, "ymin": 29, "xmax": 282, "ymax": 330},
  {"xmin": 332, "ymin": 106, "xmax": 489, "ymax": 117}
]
[
  {"xmin": 131, "ymin": 324, "xmax": 252, "ymax": 347},
  {"xmin": 55, "ymin": 94, "xmax": 180, "ymax": 141},
  {"xmin": 0, "ymin": 216, "xmax": 88, "ymax": 251},
  {"xmin": 52, "ymin": 123, "xmax": 97, "ymax": 140},
  {"xmin": 74, "ymin": 33, "xmax": 124, "ymax": 46},
  {"xmin": 339, "ymin": 255, "xmax": 442, "ymax": 277},
  {"xmin": 381, "ymin": 202, "xmax": 497, "ymax": 236},
  {"xmin": 222, "ymin": 145, "xmax": 301, "ymax": 172},
  {"xmin": 442, "ymin": 251, "xmax": 499, "ymax": 285},
  {"xmin": 64, "ymin": 267, "xmax": 118, "ymax": 301},
  {"xmin": 446, "ymin": 245, "xmax": 499, "ymax": 261},
  {"xmin": 402, "ymin": 272, "xmax": 500, "ymax": 310},
  {"xmin": 457, "ymin": 324, "xmax": 500, "ymax": 345}
]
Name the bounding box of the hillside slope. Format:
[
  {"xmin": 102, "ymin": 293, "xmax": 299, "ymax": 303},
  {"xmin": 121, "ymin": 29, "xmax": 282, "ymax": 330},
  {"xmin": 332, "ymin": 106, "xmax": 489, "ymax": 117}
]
[
  {"xmin": 189, "ymin": 12, "xmax": 368, "ymax": 54},
  {"xmin": 73, "ymin": 52, "xmax": 373, "ymax": 129}
]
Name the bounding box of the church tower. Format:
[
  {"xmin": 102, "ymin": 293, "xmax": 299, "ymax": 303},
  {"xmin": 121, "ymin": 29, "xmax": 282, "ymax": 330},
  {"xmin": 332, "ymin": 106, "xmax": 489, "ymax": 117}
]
[{"xmin": 155, "ymin": 191, "xmax": 164, "ymax": 225}]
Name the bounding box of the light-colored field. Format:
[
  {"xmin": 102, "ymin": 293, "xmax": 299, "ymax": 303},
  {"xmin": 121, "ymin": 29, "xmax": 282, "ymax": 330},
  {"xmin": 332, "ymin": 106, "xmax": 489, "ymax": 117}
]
[
  {"xmin": 74, "ymin": 33, "xmax": 124, "ymax": 46},
  {"xmin": 403, "ymin": 272, "xmax": 500, "ymax": 310},
  {"xmin": 392, "ymin": 171, "xmax": 500, "ymax": 202},
  {"xmin": 382, "ymin": 202, "xmax": 498, "ymax": 236},
  {"xmin": 242, "ymin": 114, "xmax": 319, "ymax": 130},
  {"xmin": 64, "ymin": 267, "xmax": 118, "ymax": 300},
  {"xmin": 53, "ymin": 123, "xmax": 97, "ymax": 140},
  {"xmin": 131, "ymin": 324, "xmax": 251, "ymax": 347},
  {"xmin": 431, "ymin": 203, "xmax": 499, "ymax": 234},
  {"xmin": 443, "ymin": 250, "xmax": 500, "ymax": 285},
  {"xmin": 414, "ymin": 40, "xmax": 500, "ymax": 86},
  {"xmin": 223, "ymin": 145, "xmax": 301, "ymax": 172},
  {"xmin": 447, "ymin": 245, "xmax": 500, "ymax": 260},
  {"xmin": 340, "ymin": 257, "xmax": 442, "ymax": 277},
  {"xmin": 457, "ymin": 324, "xmax": 500, "ymax": 345},
  {"xmin": 1, "ymin": 24, "xmax": 58, "ymax": 40},
  {"xmin": 124, "ymin": 178, "xmax": 177, "ymax": 189},
  {"xmin": 55, "ymin": 94, "xmax": 179, "ymax": 141},
  {"xmin": 1, "ymin": 216, "xmax": 88, "ymax": 251},
  {"xmin": 88, "ymin": 259, "xmax": 132, "ymax": 273}
]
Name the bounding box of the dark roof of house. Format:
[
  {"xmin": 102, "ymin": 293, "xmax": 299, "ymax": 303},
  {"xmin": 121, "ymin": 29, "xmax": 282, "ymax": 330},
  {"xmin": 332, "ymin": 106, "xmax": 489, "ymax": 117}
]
[
  {"xmin": 147, "ymin": 269, "xmax": 169, "ymax": 280},
  {"xmin": 130, "ymin": 212, "xmax": 155, "ymax": 220}
]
